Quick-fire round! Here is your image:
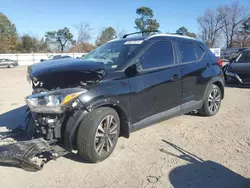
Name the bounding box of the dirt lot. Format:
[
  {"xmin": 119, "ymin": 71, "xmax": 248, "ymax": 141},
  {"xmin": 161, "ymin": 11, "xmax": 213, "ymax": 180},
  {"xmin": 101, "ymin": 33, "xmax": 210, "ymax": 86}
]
[{"xmin": 0, "ymin": 66, "xmax": 250, "ymax": 188}]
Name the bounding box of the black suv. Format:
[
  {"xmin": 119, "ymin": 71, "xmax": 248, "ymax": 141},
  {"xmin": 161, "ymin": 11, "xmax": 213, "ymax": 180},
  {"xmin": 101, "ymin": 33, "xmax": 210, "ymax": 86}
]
[{"xmin": 26, "ymin": 32, "xmax": 225, "ymax": 163}]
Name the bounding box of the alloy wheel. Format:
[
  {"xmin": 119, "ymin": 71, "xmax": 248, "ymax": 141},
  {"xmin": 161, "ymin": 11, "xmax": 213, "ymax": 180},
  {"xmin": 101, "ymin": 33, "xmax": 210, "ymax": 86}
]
[
  {"xmin": 208, "ymin": 88, "xmax": 221, "ymax": 113},
  {"xmin": 94, "ymin": 115, "xmax": 118, "ymax": 156}
]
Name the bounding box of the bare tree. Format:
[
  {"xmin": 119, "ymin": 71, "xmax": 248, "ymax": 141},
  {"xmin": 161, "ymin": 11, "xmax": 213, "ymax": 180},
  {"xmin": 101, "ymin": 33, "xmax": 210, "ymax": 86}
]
[
  {"xmin": 197, "ymin": 9, "xmax": 224, "ymax": 47},
  {"xmin": 233, "ymin": 17, "xmax": 250, "ymax": 47},
  {"xmin": 75, "ymin": 22, "xmax": 93, "ymax": 43},
  {"xmin": 219, "ymin": 1, "xmax": 249, "ymax": 48}
]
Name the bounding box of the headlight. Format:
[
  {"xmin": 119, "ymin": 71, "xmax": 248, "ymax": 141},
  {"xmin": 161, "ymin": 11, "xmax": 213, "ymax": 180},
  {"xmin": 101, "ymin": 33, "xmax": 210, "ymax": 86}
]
[{"xmin": 26, "ymin": 89, "xmax": 86, "ymax": 113}]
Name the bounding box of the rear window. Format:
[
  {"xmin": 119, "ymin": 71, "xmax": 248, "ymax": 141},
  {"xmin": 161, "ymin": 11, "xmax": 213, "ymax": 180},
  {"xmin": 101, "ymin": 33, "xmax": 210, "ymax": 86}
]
[{"xmin": 178, "ymin": 42, "xmax": 196, "ymax": 63}]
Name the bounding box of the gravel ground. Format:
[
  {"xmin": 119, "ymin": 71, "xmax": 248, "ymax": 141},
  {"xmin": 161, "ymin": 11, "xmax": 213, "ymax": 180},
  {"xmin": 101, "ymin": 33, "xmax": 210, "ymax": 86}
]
[{"xmin": 0, "ymin": 66, "xmax": 250, "ymax": 188}]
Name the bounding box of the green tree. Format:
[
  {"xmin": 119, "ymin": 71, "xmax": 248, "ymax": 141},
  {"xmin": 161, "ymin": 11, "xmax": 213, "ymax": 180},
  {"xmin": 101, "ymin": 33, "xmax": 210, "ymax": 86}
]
[
  {"xmin": 16, "ymin": 35, "xmax": 50, "ymax": 53},
  {"xmin": 19, "ymin": 35, "xmax": 40, "ymax": 52},
  {"xmin": 0, "ymin": 12, "xmax": 18, "ymax": 53},
  {"xmin": 95, "ymin": 27, "xmax": 116, "ymax": 46},
  {"xmin": 45, "ymin": 27, "xmax": 74, "ymax": 52},
  {"xmin": 134, "ymin": 7, "xmax": 160, "ymax": 35},
  {"xmin": 176, "ymin": 26, "xmax": 197, "ymax": 38},
  {"xmin": 39, "ymin": 37, "xmax": 50, "ymax": 52}
]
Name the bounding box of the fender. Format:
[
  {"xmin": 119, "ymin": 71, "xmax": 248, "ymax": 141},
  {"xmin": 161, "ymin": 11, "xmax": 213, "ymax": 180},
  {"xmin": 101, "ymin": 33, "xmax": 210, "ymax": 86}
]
[
  {"xmin": 85, "ymin": 97, "xmax": 130, "ymax": 118},
  {"xmin": 64, "ymin": 109, "xmax": 88, "ymax": 152},
  {"xmin": 64, "ymin": 97, "xmax": 131, "ymax": 152}
]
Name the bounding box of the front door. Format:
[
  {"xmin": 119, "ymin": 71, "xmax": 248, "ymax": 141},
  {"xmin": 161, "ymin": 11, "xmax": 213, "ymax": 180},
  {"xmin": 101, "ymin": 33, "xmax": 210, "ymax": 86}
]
[{"xmin": 129, "ymin": 40, "xmax": 181, "ymax": 128}]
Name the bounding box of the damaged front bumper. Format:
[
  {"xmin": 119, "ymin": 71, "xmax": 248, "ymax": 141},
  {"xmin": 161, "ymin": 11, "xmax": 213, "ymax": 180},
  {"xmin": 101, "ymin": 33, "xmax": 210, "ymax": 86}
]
[
  {"xmin": 0, "ymin": 88, "xmax": 89, "ymax": 171},
  {"xmin": 0, "ymin": 138, "xmax": 51, "ymax": 171},
  {"xmin": 0, "ymin": 113, "xmax": 70, "ymax": 171},
  {"xmin": 0, "ymin": 133, "xmax": 68, "ymax": 171}
]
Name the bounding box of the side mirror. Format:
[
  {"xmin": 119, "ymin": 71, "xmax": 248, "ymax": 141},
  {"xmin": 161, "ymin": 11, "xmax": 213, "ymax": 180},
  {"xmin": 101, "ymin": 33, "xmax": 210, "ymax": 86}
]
[
  {"xmin": 135, "ymin": 59, "xmax": 143, "ymax": 73},
  {"xmin": 229, "ymin": 57, "xmax": 236, "ymax": 63},
  {"xmin": 124, "ymin": 59, "xmax": 143, "ymax": 76}
]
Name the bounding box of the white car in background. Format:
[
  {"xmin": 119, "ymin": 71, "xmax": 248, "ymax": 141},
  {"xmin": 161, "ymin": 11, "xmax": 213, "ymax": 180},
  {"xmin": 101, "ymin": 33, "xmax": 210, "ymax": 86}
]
[{"xmin": 40, "ymin": 55, "xmax": 72, "ymax": 62}]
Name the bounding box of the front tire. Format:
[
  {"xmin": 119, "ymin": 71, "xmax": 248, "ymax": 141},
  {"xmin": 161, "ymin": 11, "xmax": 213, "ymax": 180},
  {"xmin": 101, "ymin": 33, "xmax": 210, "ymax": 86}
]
[
  {"xmin": 198, "ymin": 84, "xmax": 222, "ymax": 116},
  {"xmin": 77, "ymin": 107, "xmax": 120, "ymax": 163}
]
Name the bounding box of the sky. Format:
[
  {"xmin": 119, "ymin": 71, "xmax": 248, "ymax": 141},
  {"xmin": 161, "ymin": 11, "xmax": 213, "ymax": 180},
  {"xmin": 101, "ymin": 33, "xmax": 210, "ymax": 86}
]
[{"xmin": 1, "ymin": 0, "xmax": 249, "ymax": 42}]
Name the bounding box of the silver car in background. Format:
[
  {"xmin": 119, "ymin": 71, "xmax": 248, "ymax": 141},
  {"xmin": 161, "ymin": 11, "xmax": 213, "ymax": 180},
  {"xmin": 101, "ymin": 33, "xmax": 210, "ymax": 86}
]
[{"xmin": 0, "ymin": 58, "xmax": 18, "ymax": 68}]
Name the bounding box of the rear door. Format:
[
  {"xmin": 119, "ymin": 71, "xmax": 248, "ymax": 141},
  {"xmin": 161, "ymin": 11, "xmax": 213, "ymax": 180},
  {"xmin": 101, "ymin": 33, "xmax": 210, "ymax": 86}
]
[
  {"xmin": 177, "ymin": 41, "xmax": 209, "ymax": 113},
  {"xmin": 129, "ymin": 40, "xmax": 182, "ymax": 126}
]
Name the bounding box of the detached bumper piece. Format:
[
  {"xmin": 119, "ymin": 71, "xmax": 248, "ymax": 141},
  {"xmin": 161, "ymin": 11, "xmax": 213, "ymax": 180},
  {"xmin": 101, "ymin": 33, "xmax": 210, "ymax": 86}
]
[{"xmin": 0, "ymin": 138, "xmax": 51, "ymax": 171}]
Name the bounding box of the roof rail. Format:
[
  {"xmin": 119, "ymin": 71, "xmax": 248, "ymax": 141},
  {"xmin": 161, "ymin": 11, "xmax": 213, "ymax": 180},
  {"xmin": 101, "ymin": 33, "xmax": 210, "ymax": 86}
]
[
  {"xmin": 169, "ymin": 32, "xmax": 184, "ymax": 36},
  {"xmin": 123, "ymin": 30, "xmax": 160, "ymax": 38}
]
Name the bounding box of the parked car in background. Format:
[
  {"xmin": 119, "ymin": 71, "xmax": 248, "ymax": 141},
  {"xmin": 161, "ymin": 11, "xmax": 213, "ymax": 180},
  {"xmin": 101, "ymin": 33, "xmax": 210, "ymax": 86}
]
[
  {"xmin": 224, "ymin": 49, "xmax": 250, "ymax": 85},
  {"xmin": 77, "ymin": 54, "xmax": 86, "ymax": 59},
  {"xmin": 0, "ymin": 58, "xmax": 18, "ymax": 68},
  {"xmin": 40, "ymin": 55, "xmax": 72, "ymax": 62},
  {"xmin": 221, "ymin": 47, "xmax": 248, "ymax": 61}
]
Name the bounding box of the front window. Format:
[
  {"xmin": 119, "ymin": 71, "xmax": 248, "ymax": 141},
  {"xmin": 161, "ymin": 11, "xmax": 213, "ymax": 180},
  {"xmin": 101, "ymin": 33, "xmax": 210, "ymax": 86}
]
[
  {"xmin": 236, "ymin": 51, "xmax": 250, "ymax": 63},
  {"xmin": 83, "ymin": 40, "xmax": 142, "ymax": 70}
]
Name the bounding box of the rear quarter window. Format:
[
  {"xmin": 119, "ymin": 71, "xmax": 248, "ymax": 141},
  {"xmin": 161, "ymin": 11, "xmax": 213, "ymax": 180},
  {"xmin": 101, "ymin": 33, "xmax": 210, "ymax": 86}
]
[{"xmin": 195, "ymin": 44, "xmax": 205, "ymax": 60}]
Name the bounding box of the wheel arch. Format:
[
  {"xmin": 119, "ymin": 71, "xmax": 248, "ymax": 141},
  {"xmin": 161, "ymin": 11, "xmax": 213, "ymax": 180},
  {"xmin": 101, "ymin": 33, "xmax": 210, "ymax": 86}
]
[
  {"xmin": 213, "ymin": 80, "xmax": 224, "ymax": 99},
  {"xmin": 86, "ymin": 98, "xmax": 131, "ymax": 139},
  {"xmin": 64, "ymin": 98, "xmax": 131, "ymax": 152},
  {"xmin": 204, "ymin": 77, "xmax": 225, "ymax": 101}
]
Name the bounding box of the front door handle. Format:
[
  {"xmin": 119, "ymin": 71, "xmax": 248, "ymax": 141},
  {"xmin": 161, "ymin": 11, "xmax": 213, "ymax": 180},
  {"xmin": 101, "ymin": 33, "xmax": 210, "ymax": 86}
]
[{"xmin": 170, "ymin": 74, "xmax": 180, "ymax": 81}]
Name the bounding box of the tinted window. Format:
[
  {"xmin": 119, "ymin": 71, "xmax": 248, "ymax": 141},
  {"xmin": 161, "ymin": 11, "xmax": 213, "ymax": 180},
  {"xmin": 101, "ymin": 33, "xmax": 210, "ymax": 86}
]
[
  {"xmin": 195, "ymin": 44, "xmax": 205, "ymax": 60},
  {"xmin": 237, "ymin": 51, "xmax": 250, "ymax": 63},
  {"xmin": 178, "ymin": 42, "xmax": 196, "ymax": 63},
  {"xmin": 140, "ymin": 41, "xmax": 174, "ymax": 69}
]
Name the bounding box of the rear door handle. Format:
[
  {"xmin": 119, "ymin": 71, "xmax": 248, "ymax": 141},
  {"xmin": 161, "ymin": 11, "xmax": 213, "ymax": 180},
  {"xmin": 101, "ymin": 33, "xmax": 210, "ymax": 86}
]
[{"xmin": 171, "ymin": 74, "xmax": 180, "ymax": 81}]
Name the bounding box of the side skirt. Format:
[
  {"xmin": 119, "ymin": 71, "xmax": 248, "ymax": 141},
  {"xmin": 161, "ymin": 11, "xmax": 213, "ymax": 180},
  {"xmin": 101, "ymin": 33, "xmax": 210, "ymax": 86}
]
[{"xmin": 131, "ymin": 106, "xmax": 181, "ymax": 132}]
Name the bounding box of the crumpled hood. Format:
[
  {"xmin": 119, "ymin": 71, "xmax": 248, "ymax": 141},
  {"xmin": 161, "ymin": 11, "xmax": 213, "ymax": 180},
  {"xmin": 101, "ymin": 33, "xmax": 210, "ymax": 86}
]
[
  {"xmin": 27, "ymin": 58, "xmax": 106, "ymax": 90},
  {"xmin": 28, "ymin": 58, "xmax": 105, "ymax": 78}
]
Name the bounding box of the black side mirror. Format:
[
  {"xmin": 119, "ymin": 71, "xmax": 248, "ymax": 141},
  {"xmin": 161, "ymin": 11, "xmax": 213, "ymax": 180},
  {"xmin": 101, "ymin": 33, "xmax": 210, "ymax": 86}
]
[
  {"xmin": 229, "ymin": 57, "xmax": 236, "ymax": 63},
  {"xmin": 125, "ymin": 59, "xmax": 143, "ymax": 76}
]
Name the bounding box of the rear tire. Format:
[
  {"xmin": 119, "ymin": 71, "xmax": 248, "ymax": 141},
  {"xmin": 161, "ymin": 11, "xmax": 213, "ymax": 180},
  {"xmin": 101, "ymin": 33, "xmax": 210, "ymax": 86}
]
[
  {"xmin": 77, "ymin": 107, "xmax": 120, "ymax": 163},
  {"xmin": 198, "ymin": 84, "xmax": 222, "ymax": 116}
]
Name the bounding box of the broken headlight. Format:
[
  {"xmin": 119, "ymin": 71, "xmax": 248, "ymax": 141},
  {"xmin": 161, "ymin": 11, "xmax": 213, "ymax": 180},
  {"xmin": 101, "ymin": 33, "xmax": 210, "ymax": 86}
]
[{"xmin": 26, "ymin": 89, "xmax": 86, "ymax": 113}]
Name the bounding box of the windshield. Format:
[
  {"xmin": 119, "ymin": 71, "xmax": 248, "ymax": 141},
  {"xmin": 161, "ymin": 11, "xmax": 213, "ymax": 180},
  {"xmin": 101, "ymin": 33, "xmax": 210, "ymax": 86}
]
[
  {"xmin": 236, "ymin": 51, "xmax": 250, "ymax": 63},
  {"xmin": 82, "ymin": 40, "xmax": 142, "ymax": 70}
]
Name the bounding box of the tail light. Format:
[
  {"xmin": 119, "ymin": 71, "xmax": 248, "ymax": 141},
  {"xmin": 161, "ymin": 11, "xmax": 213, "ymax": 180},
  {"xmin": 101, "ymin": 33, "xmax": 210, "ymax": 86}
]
[{"xmin": 216, "ymin": 59, "xmax": 223, "ymax": 67}]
